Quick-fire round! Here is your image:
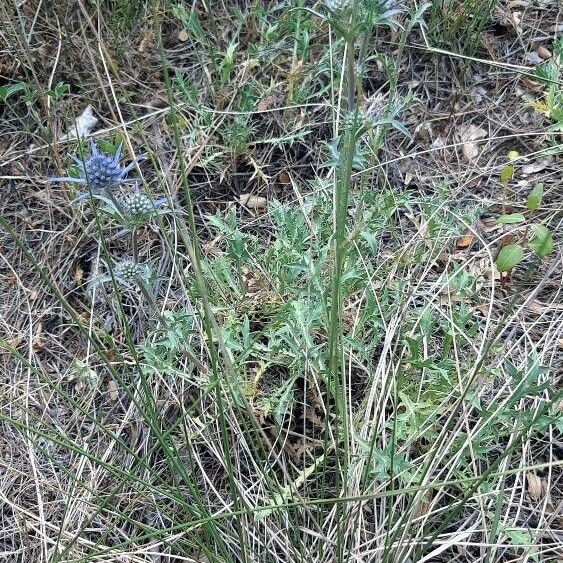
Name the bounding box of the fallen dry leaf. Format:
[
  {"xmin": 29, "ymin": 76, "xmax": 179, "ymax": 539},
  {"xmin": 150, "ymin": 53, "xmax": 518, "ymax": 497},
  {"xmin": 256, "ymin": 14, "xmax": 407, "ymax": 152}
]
[
  {"xmin": 107, "ymin": 379, "xmax": 119, "ymax": 402},
  {"xmin": 203, "ymin": 238, "xmax": 223, "ymax": 258},
  {"xmin": 439, "ymin": 293, "xmax": 464, "ymax": 306},
  {"xmin": 239, "ymin": 193, "xmax": 267, "ymax": 211},
  {"xmin": 412, "ymin": 491, "xmax": 433, "ymax": 519},
  {"xmin": 456, "ymin": 233, "xmax": 475, "ymax": 249},
  {"xmin": 484, "ymin": 265, "xmax": 502, "ymax": 282},
  {"xmin": 472, "ymin": 86, "xmax": 487, "ymax": 104},
  {"xmin": 257, "ymin": 94, "xmax": 281, "ymax": 112},
  {"xmin": 177, "ymin": 29, "xmax": 188, "ymax": 42},
  {"xmin": 500, "ymin": 233, "xmax": 515, "ymax": 246},
  {"xmin": 240, "ymin": 58, "xmax": 259, "ymax": 81},
  {"xmin": 463, "ymin": 143, "xmax": 479, "ymax": 161},
  {"xmin": 60, "ymin": 105, "xmax": 98, "ymax": 141},
  {"xmin": 74, "ymin": 265, "xmax": 84, "ymax": 284},
  {"xmin": 5, "ymin": 336, "xmax": 24, "ymax": 349},
  {"xmin": 278, "ymin": 171, "xmax": 290, "ymax": 185},
  {"xmin": 457, "ymin": 124, "xmax": 487, "ymax": 162},
  {"xmin": 481, "ymin": 217, "xmax": 501, "ymax": 233},
  {"xmin": 522, "ymin": 157, "xmax": 552, "ymax": 175},
  {"xmin": 525, "ymin": 299, "xmax": 547, "ymax": 314},
  {"xmin": 139, "ymin": 29, "xmax": 153, "ymax": 53},
  {"xmin": 526, "ymin": 51, "xmax": 543, "ymax": 65},
  {"xmin": 511, "ymin": 11, "xmax": 523, "ymax": 35},
  {"xmin": 458, "ymin": 124, "xmax": 488, "ymax": 142},
  {"xmin": 536, "ymin": 45, "xmax": 552, "ymax": 60},
  {"xmin": 431, "ymin": 136, "xmax": 447, "ymax": 149},
  {"xmin": 526, "ymin": 472, "xmax": 544, "ymax": 501},
  {"xmin": 405, "ymin": 212, "xmax": 434, "ymax": 250},
  {"xmin": 467, "ymin": 258, "xmax": 490, "ymax": 281}
]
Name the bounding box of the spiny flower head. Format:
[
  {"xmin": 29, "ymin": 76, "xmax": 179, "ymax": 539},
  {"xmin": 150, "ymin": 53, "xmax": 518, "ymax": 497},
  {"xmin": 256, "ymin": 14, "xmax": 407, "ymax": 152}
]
[
  {"xmin": 114, "ymin": 186, "xmax": 168, "ymax": 229},
  {"xmin": 324, "ymin": 0, "xmax": 404, "ymax": 27},
  {"xmin": 88, "ymin": 259, "xmax": 152, "ymax": 293},
  {"xmin": 122, "ymin": 192, "xmax": 155, "ymax": 215},
  {"xmin": 120, "ymin": 188, "xmax": 167, "ymax": 218},
  {"xmin": 49, "ymin": 141, "xmax": 143, "ymax": 197},
  {"xmin": 114, "ymin": 260, "xmax": 145, "ymax": 282},
  {"xmin": 339, "ymin": 95, "xmax": 385, "ymax": 137},
  {"xmin": 112, "ymin": 260, "xmax": 152, "ymax": 288}
]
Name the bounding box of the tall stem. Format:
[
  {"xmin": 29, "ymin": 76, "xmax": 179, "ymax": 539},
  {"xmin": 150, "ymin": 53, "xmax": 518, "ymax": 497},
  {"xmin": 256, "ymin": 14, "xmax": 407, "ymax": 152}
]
[
  {"xmin": 346, "ymin": 35, "xmax": 356, "ymax": 112},
  {"xmin": 330, "ymin": 33, "xmax": 358, "ymax": 563}
]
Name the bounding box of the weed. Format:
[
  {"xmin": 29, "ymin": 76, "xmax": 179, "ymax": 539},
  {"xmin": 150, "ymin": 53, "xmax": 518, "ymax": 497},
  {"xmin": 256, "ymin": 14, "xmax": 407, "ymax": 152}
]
[
  {"xmin": 531, "ymin": 36, "xmax": 563, "ymax": 131},
  {"xmin": 428, "ymin": 0, "xmax": 498, "ymax": 56},
  {"xmin": 495, "ymin": 153, "xmax": 555, "ymax": 281}
]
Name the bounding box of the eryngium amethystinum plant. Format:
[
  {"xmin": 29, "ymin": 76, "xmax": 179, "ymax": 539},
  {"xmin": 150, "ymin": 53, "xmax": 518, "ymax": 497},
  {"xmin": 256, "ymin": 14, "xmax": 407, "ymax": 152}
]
[{"xmin": 49, "ymin": 141, "xmax": 143, "ymax": 199}]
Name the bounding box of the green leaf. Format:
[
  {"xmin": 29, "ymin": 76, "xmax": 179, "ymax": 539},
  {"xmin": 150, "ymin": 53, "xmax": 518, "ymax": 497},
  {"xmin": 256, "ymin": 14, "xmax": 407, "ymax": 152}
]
[
  {"xmin": 504, "ymin": 359, "xmax": 550, "ymax": 407},
  {"xmin": 419, "ymin": 307, "xmax": 432, "ymax": 337},
  {"xmin": 526, "ymin": 183, "xmax": 543, "ymax": 211},
  {"xmin": 0, "ymin": 82, "xmax": 27, "ymax": 101},
  {"xmin": 496, "ymin": 213, "xmax": 526, "ymax": 225},
  {"xmin": 529, "ymin": 225, "xmax": 554, "ymax": 258},
  {"xmin": 496, "ymin": 244, "xmax": 523, "ymax": 272},
  {"xmin": 533, "ymin": 62, "xmax": 559, "ymax": 85},
  {"xmin": 500, "ymin": 164, "xmax": 514, "ymax": 184},
  {"xmin": 501, "ymin": 527, "xmax": 540, "ymax": 563},
  {"xmin": 554, "ymin": 36, "xmax": 563, "ymax": 59},
  {"xmin": 46, "ymin": 81, "xmax": 69, "ymax": 101}
]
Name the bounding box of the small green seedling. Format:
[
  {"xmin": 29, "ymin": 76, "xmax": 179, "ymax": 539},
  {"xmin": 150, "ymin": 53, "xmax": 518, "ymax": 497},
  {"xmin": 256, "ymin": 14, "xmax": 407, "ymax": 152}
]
[
  {"xmin": 531, "ymin": 36, "xmax": 563, "ymax": 131},
  {"xmin": 495, "ymin": 153, "xmax": 554, "ymax": 281}
]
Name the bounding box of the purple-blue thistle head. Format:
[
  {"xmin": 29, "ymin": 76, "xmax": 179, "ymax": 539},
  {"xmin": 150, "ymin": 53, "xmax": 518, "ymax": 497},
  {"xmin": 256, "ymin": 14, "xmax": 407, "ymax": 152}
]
[{"xmin": 49, "ymin": 141, "xmax": 143, "ymax": 196}]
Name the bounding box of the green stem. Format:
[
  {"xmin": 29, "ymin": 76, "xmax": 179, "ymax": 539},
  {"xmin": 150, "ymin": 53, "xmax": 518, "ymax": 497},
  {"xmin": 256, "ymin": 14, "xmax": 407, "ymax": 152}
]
[
  {"xmin": 330, "ymin": 32, "xmax": 358, "ymax": 563},
  {"xmin": 346, "ymin": 36, "xmax": 356, "ymax": 112},
  {"xmin": 136, "ymin": 275, "xmax": 158, "ymax": 315},
  {"xmin": 131, "ymin": 228, "xmax": 139, "ymax": 264}
]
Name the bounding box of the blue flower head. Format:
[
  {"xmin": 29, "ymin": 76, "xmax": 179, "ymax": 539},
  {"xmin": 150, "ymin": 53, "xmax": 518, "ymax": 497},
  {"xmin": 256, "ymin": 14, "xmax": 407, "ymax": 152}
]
[{"xmin": 49, "ymin": 141, "xmax": 143, "ymax": 197}]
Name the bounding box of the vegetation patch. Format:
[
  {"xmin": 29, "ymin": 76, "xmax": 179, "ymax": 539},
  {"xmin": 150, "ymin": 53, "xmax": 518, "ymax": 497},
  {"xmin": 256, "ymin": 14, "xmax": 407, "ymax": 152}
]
[{"xmin": 1, "ymin": 1, "xmax": 561, "ymax": 562}]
